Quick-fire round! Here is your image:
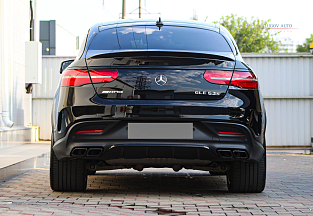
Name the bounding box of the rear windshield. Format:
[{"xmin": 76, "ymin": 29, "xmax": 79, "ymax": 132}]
[{"xmin": 88, "ymin": 26, "xmax": 232, "ymax": 52}]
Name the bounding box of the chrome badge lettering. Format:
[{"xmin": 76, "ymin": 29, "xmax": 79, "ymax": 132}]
[
  {"xmin": 102, "ymin": 91, "xmax": 123, "ymax": 94},
  {"xmin": 195, "ymin": 91, "xmax": 221, "ymax": 95}
]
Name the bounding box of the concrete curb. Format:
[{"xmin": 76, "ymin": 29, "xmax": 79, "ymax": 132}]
[{"xmin": 0, "ymin": 151, "xmax": 50, "ymax": 183}]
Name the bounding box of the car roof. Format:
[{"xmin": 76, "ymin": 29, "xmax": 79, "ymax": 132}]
[
  {"xmin": 83, "ymin": 19, "xmax": 239, "ymax": 59},
  {"xmin": 92, "ymin": 19, "xmax": 219, "ymax": 32}
]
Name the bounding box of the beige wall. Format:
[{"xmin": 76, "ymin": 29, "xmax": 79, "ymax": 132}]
[{"xmin": 0, "ymin": 0, "xmax": 31, "ymax": 127}]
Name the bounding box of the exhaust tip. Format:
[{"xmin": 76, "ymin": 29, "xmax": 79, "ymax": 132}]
[
  {"xmin": 233, "ymin": 150, "xmax": 248, "ymax": 159},
  {"xmin": 71, "ymin": 148, "xmax": 87, "ymax": 156},
  {"xmin": 217, "ymin": 150, "xmax": 233, "ymax": 158},
  {"xmin": 87, "ymin": 148, "xmax": 103, "ymax": 156}
]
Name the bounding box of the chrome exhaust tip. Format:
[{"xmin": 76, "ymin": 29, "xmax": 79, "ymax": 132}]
[
  {"xmin": 71, "ymin": 148, "xmax": 87, "ymax": 156},
  {"xmin": 86, "ymin": 148, "xmax": 103, "ymax": 156},
  {"xmin": 233, "ymin": 150, "xmax": 248, "ymax": 159},
  {"xmin": 217, "ymin": 150, "xmax": 233, "ymax": 158}
]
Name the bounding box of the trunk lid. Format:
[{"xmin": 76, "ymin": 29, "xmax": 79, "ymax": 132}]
[{"xmin": 85, "ymin": 52, "xmax": 235, "ymax": 100}]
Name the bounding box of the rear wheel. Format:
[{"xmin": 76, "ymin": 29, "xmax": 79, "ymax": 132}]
[
  {"xmin": 87, "ymin": 170, "xmax": 96, "ymax": 175},
  {"xmin": 50, "ymin": 136, "xmax": 87, "ymax": 192},
  {"xmin": 226, "ymin": 153, "xmax": 266, "ymax": 193}
]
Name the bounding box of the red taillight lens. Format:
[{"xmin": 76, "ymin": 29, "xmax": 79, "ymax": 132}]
[
  {"xmin": 203, "ymin": 70, "xmax": 232, "ymax": 85},
  {"xmin": 203, "ymin": 70, "xmax": 258, "ymax": 89},
  {"xmin": 89, "ymin": 69, "xmax": 118, "ymax": 84},
  {"xmin": 61, "ymin": 69, "xmax": 118, "ymax": 87},
  {"xmin": 61, "ymin": 69, "xmax": 90, "ymax": 86},
  {"xmin": 230, "ymin": 71, "xmax": 258, "ymax": 89},
  {"xmin": 218, "ymin": 131, "xmax": 244, "ymax": 135},
  {"xmin": 76, "ymin": 130, "xmax": 103, "ymax": 134}
]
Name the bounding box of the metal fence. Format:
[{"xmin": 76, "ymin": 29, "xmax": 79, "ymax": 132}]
[
  {"xmin": 33, "ymin": 54, "xmax": 313, "ymax": 147},
  {"xmin": 242, "ymin": 53, "xmax": 313, "ymax": 147}
]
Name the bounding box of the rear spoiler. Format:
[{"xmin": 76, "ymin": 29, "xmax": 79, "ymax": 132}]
[{"xmin": 85, "ymin": 50, "xmax": 235, "ymax": 61}]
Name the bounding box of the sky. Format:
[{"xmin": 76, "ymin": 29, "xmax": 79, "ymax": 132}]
[{"xmin": 37, "ymin": 0, "xmax": 313, "ymax": 47}]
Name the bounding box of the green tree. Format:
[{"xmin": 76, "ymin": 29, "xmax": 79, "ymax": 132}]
[
  {"xmin": 191, "ymin": 9, "xmax": 198, "ymax": 21},
  {"xmin": 296, "ymin": 34, "xmax": 313, "ymax": 52},
  {"xmin": 212, "ymin": 14, "xmax": 280, "ymax": 53}
]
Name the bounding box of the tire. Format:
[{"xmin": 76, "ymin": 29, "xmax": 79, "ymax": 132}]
[
  {"xmin": 210, "ymin": 171, "xmax": 226, "ymax": 175},
  {"xmin": 226, "ymin": 153, "xmax": 266, "ymax": 193},
  {"xmin": 87, "ymin": 170, "xmax": 96, "ymax": 175},
  {"xmin": 50, "ymin": 137, "xmax": 87, "ymax": 192}
]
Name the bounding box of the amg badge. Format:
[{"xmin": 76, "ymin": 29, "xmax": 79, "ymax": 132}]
[{"xmin": 102, "ymin": 91, "xmax": 123, "ymax": 94}]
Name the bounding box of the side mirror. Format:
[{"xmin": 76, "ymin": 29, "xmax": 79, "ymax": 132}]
[{"xmin": 60, "ymin": 59, "xmax": 74, "ymax": 74}]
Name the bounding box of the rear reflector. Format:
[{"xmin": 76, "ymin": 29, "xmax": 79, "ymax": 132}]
[
  {"xmin": 203, "ymin": 70, "xmax": 258, "ymax": 89},
  {"xmin": 76, "ymin": 130, "xmax": 103, "ymax": 134},
  {"xmin": 61, "ymin": 69, "xmax": 118, "ymax": 87},
  {"xmin": 218, "ymin": 131, "xmax": 244, "ymax": 135}
]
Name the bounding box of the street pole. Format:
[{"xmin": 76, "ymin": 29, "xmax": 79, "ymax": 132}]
[
  {"xmin": 33, "ymin": 0, "xmax": 39, "ymax": 42},
  {"xmin": 30, "ymin": 0, "xmax": 34, "ymax": 41},
  {"xmin": 122, "ymin": 0, "xmax": 126, "ymax": 19},
  {"xmin": 139, "ymin": 0, "xmax": 141, "ymax": 18}
]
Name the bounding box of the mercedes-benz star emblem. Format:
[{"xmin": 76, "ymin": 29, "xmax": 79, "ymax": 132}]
[{"xmin": 155, "ymin": 74, "xmax": 167, "ymax": 86}]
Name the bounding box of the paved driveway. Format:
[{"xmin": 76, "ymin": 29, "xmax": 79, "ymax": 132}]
[{"xmin": 0, "ymin": 154, "xmax": 312, "ymax": 215}]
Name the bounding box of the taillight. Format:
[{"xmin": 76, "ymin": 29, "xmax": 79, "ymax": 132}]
[
  {"xmin": 61, "ymin": 69, "xmax": 118, "ymax": 87},
  {"xmin": 203, "ymin": 70, "xmax": 258, "ymax": 89}
]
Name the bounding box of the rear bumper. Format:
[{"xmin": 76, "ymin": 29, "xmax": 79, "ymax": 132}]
[{"xmin": 52, "ymin": 120, "xmax": 265, "ymax": 164}]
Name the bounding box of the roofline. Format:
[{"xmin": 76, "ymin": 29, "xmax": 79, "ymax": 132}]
[{"xmin": 93, "ymin": 19, "xmax": 219, "ymax": 30}]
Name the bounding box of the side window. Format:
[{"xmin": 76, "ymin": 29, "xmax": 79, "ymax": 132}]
[
  {"xmin": 219, "ymin": 26, "xmax": 239, "ymax": 55},
  {"xmin": 220, "ymin": 34, "xmax": 237, "ymax": 55},
  {"xmin": 88, "ymin": 28, "xmax": 120, "ymax": 50},
  {"xmin": 230, "ymin": 38, "xmax": 238, "ymax": 55}
]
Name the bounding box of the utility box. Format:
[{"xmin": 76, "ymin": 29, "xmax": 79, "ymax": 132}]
[{"xmin": 25, "ymin": 41, "xmax": 42, "ymax": 84}]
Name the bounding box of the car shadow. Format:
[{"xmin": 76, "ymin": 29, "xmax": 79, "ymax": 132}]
[{"xmin": 86, "ymin": 168, "xmax": 230, "ymax": 196}]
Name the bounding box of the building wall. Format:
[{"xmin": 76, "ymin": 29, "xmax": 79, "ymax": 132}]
[
  {"xmin": 40, "ymin": 20, "xmax": 78, "ymax": 56},
  {"xmin": 40, "ymin": 20, "xmax": 56, "ymax": 55},
  {"xmin": 0, "ymin": 0, "xmax": 30, "ymax": 127},
  {"xmin": 56, "ymin": 24, "xmax": 78, "ymax": 56},
  {"xmin": 276, "ymin": 37, "xmax": 298, "ymax": 53},
  {"xmin": 35, "ymin": 54, "xmax": 313, "ymax": 147}
]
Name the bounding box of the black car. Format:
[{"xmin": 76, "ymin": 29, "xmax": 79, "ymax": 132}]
[{"xmin": 50, "ymin": 19, "xmax": 266, "ymax": 193}]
